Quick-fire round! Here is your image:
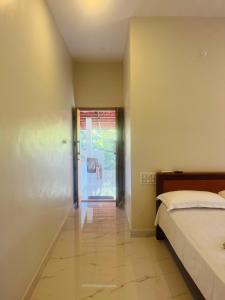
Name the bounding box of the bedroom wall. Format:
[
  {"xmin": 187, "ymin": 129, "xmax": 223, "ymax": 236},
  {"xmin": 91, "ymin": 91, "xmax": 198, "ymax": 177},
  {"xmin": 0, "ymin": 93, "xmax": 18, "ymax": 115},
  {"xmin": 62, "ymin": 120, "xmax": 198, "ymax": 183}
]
[
  {"xmin": 73, "ymin": 62, "xmax": 123, "ymax": 107},
  {"xmin": 0, "ymin": 1, "xmax": 74, "ymax": 299},
  {"xmin": 126, "ymin": 17, "xmax": 225, "ymax": 233}
]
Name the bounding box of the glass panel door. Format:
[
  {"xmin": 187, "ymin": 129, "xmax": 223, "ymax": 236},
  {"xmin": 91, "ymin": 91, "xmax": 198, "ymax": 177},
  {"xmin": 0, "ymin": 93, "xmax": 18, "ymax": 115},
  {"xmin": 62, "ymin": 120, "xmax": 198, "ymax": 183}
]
[{"xmin": 79, "ymin": 110, "xmax": 117, "ymax": 201}]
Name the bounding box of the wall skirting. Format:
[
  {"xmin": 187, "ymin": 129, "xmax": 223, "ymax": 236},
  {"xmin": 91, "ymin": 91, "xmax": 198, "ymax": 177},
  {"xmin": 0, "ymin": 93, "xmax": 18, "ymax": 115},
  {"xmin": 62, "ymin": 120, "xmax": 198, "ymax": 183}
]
[
  {"xmin": 21, "ymin": 206, "xmax": 72, "ymax": 300},
  {"xmin": 130, "ymin": 227, "xmax": 155, "ymax": 237}
]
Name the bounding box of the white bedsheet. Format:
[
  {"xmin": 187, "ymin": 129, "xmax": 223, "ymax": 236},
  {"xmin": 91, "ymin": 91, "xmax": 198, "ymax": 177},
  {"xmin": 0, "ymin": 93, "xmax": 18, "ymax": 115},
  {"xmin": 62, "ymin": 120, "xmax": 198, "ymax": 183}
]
[{"xmin": 156, "ymin": 204, "xmax": 225, "ymax": 300}]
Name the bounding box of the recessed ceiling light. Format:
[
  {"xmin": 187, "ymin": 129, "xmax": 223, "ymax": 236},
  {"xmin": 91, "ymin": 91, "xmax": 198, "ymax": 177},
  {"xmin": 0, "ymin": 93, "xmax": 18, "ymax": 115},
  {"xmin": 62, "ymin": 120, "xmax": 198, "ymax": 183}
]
[
  {"xmin": 79, "ymin": 0, "xmax": 110, "ymax": 15},
  {"xmin": 0, "ymin": 0, "xmax": 12, "ymax": 6}
]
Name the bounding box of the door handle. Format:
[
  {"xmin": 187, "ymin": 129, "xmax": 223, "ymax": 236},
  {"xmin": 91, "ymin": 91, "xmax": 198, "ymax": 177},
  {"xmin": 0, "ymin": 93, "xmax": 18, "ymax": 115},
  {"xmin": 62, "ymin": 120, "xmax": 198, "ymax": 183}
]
[
  {"xmin": 76, "ymin": 141, "xmax": 80, "ymax": 160},
  {"xmin": 73, "ymin": 141, "xmax": 80, "ymax": 153}
]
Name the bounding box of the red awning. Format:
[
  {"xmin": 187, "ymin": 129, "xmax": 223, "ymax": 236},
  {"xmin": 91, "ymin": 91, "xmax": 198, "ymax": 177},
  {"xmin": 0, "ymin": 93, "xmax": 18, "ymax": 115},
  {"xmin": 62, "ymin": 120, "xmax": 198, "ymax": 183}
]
[{"xmin": 80, "ymin": 110, "xmax": 116, "ymax": 129}]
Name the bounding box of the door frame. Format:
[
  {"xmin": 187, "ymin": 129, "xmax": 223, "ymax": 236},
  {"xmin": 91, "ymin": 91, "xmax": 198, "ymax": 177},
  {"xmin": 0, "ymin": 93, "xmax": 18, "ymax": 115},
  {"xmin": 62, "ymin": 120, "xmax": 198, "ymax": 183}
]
[
  {"xmin": 72, "ymin": 107, "xmax": 79, "ymax": 208},
  {"xmin": 72, "ymin": 107, "xmax": 125, "ymax": 207}
]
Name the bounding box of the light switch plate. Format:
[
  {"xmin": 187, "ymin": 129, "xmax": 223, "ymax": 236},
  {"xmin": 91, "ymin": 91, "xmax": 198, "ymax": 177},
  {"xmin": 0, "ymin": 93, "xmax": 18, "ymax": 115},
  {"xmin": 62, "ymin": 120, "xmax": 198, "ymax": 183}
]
[{"xmin": 140, "ymin": 172, "xmax": 156, "ymax": 185}]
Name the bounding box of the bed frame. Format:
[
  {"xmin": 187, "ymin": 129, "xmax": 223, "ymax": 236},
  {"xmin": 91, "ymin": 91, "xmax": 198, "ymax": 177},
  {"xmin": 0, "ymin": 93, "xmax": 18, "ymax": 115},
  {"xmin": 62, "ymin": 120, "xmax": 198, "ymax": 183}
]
[{"xmin": 155, "ymin": 172, "xmax": 225, "ymax": 300}]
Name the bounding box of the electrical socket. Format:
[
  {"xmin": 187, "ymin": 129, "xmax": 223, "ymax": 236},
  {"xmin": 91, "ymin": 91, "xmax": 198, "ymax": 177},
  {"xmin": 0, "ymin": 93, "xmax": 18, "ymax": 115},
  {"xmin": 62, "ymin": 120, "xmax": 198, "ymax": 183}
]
[{"xmin": 140, "ymin": 172, "xmax": 156, "ymax": 185}]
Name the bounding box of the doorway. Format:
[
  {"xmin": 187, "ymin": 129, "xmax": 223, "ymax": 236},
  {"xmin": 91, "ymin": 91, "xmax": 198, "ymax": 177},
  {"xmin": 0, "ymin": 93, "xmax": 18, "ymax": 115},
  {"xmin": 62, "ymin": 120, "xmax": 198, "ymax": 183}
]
[{"xmin": 72, "ymin": 108, "xmax": 124, "ymax": 207}]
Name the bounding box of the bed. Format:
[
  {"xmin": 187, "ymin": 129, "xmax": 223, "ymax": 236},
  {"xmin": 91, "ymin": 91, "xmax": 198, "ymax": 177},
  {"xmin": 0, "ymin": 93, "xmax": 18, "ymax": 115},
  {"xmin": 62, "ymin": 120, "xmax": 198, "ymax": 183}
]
[{"xmin": 155, "ymin": 172, "xmax": 225, "ymax": 300}]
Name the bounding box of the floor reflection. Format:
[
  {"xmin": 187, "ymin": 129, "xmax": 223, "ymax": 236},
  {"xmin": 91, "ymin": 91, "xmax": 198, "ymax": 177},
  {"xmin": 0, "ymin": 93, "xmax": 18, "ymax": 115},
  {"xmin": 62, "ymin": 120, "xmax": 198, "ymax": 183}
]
[{"xmin": 30, "ymin": 202, "xmax": 192, "ymax": 300}]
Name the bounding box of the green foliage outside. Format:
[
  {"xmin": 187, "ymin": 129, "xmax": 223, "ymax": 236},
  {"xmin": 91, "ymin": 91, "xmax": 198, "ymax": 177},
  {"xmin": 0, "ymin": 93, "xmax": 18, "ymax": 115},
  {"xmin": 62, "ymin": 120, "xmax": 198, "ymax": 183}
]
[{"xmin": 80, "ymin": 129, "xmax": 116, "ymax": 170}]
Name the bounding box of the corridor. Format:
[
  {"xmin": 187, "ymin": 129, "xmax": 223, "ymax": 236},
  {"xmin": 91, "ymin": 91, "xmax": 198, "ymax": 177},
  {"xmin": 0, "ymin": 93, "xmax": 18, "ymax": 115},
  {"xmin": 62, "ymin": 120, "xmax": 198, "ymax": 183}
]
[{"xmin": 31, "ymin": 203, "xmax": 192, "ymax": 300}]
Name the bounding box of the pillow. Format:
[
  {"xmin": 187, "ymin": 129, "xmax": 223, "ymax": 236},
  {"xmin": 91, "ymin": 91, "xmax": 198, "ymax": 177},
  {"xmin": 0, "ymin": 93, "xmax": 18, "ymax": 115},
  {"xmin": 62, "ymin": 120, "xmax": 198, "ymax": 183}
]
[
  {"xmin": 157, "ymin": 190, "xmax": 225, "ymax": 211},
  {"xmin": 218, "ymin": 190, "xmax": 225, "ymax": 198}
]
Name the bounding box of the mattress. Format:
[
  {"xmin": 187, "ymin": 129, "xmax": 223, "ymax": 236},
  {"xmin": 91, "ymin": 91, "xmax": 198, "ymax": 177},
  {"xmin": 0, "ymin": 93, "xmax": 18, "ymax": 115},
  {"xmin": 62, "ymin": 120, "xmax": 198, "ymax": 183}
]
[{"xmin": 155, "ymin": 204, "xmax": 225, "ymax": 300}]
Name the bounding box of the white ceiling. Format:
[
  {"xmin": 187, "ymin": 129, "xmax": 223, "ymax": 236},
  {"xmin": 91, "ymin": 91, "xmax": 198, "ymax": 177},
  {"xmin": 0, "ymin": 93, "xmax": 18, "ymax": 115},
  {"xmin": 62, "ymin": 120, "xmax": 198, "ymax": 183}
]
[{"xmin": 45, "ymin": 0, "xmax": 225, "ymax": 61}]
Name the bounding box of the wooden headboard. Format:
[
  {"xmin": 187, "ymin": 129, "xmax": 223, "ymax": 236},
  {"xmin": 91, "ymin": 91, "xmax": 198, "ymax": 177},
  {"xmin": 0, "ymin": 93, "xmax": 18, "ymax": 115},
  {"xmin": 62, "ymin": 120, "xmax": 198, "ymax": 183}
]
[{"xmin": 156, "ymin": 172, "xmax": 225, "ymax": 210}]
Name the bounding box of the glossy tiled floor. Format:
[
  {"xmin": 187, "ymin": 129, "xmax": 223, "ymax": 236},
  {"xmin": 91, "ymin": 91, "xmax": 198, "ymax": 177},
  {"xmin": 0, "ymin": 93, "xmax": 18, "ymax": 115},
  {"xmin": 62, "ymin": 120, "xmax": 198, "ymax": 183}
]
[{"xmin": 31, "ymin": 202, "xmax": 193, "ymax": 300}]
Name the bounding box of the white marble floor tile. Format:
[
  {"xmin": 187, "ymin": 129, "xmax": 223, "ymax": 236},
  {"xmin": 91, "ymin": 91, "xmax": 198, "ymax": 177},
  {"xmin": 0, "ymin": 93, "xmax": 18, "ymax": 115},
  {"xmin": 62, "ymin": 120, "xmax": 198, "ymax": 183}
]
[{"xmin": 30, "ymin": 202, "xmax": 193, "ymax": 300}]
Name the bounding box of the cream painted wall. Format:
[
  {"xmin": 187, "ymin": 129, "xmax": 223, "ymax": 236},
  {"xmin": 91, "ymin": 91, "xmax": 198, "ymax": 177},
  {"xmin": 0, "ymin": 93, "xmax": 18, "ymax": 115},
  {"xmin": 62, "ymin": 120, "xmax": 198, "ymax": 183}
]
[
  {"xmin": 73, "ymin": 62, "xmax": 123, "ymax": 107},
  {"xmin": 126, "ymin": 17, "xmax": 225, "ymax": 232},
  {"xmin": 0, "ymin": 1, "xmax": 74, "ymax": 299}
]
